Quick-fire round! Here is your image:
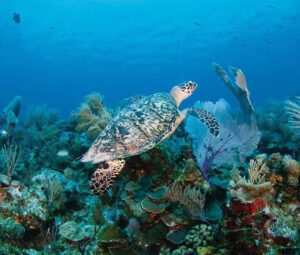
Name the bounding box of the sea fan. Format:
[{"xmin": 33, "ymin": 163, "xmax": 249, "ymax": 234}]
[
  {"xmin": 285, "ymin": 97, "xmax": 300, "ymax": 133},
  {"xmin": 186, "ymin": 99, "xmax": 261, "ymax": 180}
]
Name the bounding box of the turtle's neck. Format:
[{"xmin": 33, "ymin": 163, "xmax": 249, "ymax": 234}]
[{"xmin": 170, "ymin": 86, "xmax": 185, "ymax": 107}]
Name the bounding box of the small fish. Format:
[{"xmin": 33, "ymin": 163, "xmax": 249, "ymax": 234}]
[
  {"xmin": 194, "ymin": 22, "xmax": 202, "ymax": 27},
  {"xmin": 267, "ymin": 4, "xmax": 275, "ymax": 8},
  {"xmin": 13, "ymin": 12, "xmax": 20, "ymax": 23}
]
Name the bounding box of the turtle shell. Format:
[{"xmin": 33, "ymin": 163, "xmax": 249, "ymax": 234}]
[{"xmin": 83, "ymin": 93, "xmax": 179, "ymax": 163}]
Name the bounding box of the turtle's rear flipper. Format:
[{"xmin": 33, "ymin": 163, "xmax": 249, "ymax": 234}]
[
  {"xmin": 90, "ymin": 159, "xmax": 125, "ymax": 196},
  {"xmin": 184, "ymin": 108, "xmax": 220, "ymax": 137}
]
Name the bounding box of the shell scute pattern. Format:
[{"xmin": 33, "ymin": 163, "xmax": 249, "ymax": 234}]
[{"xmin": 90, "ymin": 93, "xmax": 179, "ymax": 160}]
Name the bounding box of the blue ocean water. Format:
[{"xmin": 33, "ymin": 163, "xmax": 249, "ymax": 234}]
[
  {"xmin": 1, "ymin": 1, "xmax": 300, "ymax": 254},
  {"xmin": 0, "ymin": 0, "xmax": 299, "ymax": 117}
]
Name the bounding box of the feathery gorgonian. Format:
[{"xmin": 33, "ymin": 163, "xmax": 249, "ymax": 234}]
[{"xmin": 285, "ymin": 97, "xmax": 300, "ymax": 133}]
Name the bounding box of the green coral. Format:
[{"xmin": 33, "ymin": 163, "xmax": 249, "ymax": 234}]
[
  {"xmin": 159, "ymin": 245, "xmax": 193, "ymax": 255},
  {"xmin": 270, "ymin": 209, "xmax": 299, "ymax": 242},
  {"xmin": 59, "ymin": 221, "xmax": 86, "ymax": 242},
  {"xmin": 185, "ymin": 224, "xmax": 215, "ymax": 249},
  {"xmin": 0, "ymin": 216, "xmax": 25, "ymax": 240}
]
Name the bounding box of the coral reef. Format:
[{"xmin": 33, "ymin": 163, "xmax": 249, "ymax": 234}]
[
  {"xmin": 0, "ymin": 79, "xmax": 299, "ymax": 254},
  {"xmin": 285, "ymin": 96, "xmax": 300, "ymax": 134},
  {"xmin": 229, "ymin": 159, "xmax": 274, "ymax": 204},
  {"xmin": 256, "ymin": 100, "xmax": 299, "ymax": 156},
  {"xmin": 185, "ymin": 224, "xmax": 215, "ymax": 249},
  {"xmin": 72, "ymin": 93, "xmax": 111, "ymax": 139},
  {"xmin": 164, "ymin": 182, "xmax": 206, "ymax": 218},
  {"xmin": 283, "ymin": 154, "xmax": 299, "ymax": 187},
  {"xmin": 186, "ymin": 99, "xmax": 261, "ymax": 181}
]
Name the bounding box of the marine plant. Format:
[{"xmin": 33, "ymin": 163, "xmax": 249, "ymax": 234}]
[
  {"xmin": 164, "ymin": 182, "xmax": 206, "ymax": 218},
  {"xmin": 256, "ymin": 100, "xmax": 298, "ymax": 155},
  {"xmin": 186, "ymin": 99, "xmax": 261, "ymax": 181},
  {"xmin": 45, "ymin": 177, "xmax": 64, "ymax": 206},
  {"xmin": 0, "ymin": 216, "xmax": 25, "ymax": 240},
  {"xmin": 73, "ymin": 93, "xmax": 111, "ymax": 139},
  {"xmin": 285, "ymin": 96, "xmax": 300, "ymax": 134},
  {"xmin": 282, "ymin": 154, "xmax": 299, "ymax": 187},
  {"xmin": 1, "ymin": 81, "xmax": 299, "ymax": 254},
  {"xmin": 8, "ymin": 105, "xmax": 67, "ymax": 182},
  {"xmin": 230, "ymin": 159, "xmax": 274, "ymax": 204},
  {"xmin": 185, "ymin": 64, "xmax": 262, "ymax": 183},
  {"xmin": 1, "ymin": 144, "xmax": 20, "ymax": 183}
]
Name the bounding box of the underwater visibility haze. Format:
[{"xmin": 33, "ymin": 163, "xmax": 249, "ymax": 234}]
[{"xmin": 0, "ymin": 0, "xmax": 299, "ymax": 254}]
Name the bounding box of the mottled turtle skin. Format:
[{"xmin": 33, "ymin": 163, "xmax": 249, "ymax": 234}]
[
  {"xmin": 82, "ymin": 81, "xmax": 219, "ymax": 195},
  {"xmin": 84, "ymin": 93, "xmax": 180, "ymax": 163}
]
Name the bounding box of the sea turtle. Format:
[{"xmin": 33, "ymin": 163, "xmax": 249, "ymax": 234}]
[{"xmin": 82, "ymin": 81, "xmax": 219, "ymax": 196}]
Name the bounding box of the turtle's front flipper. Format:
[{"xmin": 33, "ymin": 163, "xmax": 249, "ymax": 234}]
[
  {"xmin": 183, "ymin": 108, "xmax": 220, "ymax": 137},
  {"xmin": 90, "ymin": 159, "xmax": 125, "ymax": 196}
]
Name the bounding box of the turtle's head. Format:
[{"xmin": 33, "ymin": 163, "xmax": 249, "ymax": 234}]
[{"xmin": 170, "ymin": 81, "xmax": 198, "ymax": 107}]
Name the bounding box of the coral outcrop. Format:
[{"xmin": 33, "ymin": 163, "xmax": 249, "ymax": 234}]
[
  {"xmin": 72, "ymin": 93, "xmax": 111, "ymax": 139},
  {"xmin": 0, "ymin": 76, "xmax": 299, "ymax": 254}
]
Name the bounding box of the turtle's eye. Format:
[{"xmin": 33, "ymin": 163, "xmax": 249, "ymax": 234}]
[{"xmin": 179, "ymin": 81, "xmax": 197, "ymax": 94}]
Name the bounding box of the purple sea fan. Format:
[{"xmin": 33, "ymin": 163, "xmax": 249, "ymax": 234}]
[{"xmin": 186, "ymin": 99, "xmax": 261, "ymax": 180}]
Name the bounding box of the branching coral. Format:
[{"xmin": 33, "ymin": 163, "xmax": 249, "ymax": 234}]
[
  {"xmin": 73, "ymin": 93, "xmax": 111, "ymax": 138},
  {"xmin": 230, "ymin": 159, "xmax": 273, "ymax": 204},
  {"xmin": 285, "ymin": 97, "xmax": 300, "ymax": 133},
  {"xmin": 282, "ymin": 155, "xmax": 299, "ymax": 187},
  {"xmin": 45, "ymin": 178, "xmax": 64, "ymax": 205},
  {"xmin": 248, "ymin": 159, "xmax": 266, "ymax": 184},
  {"xmin": 165, "ymin": 182, "xmax": 206, "ymax": 218},
  {"xmin": 1, "ymin": 145, "xmax": 20, "ymax": 183}
]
